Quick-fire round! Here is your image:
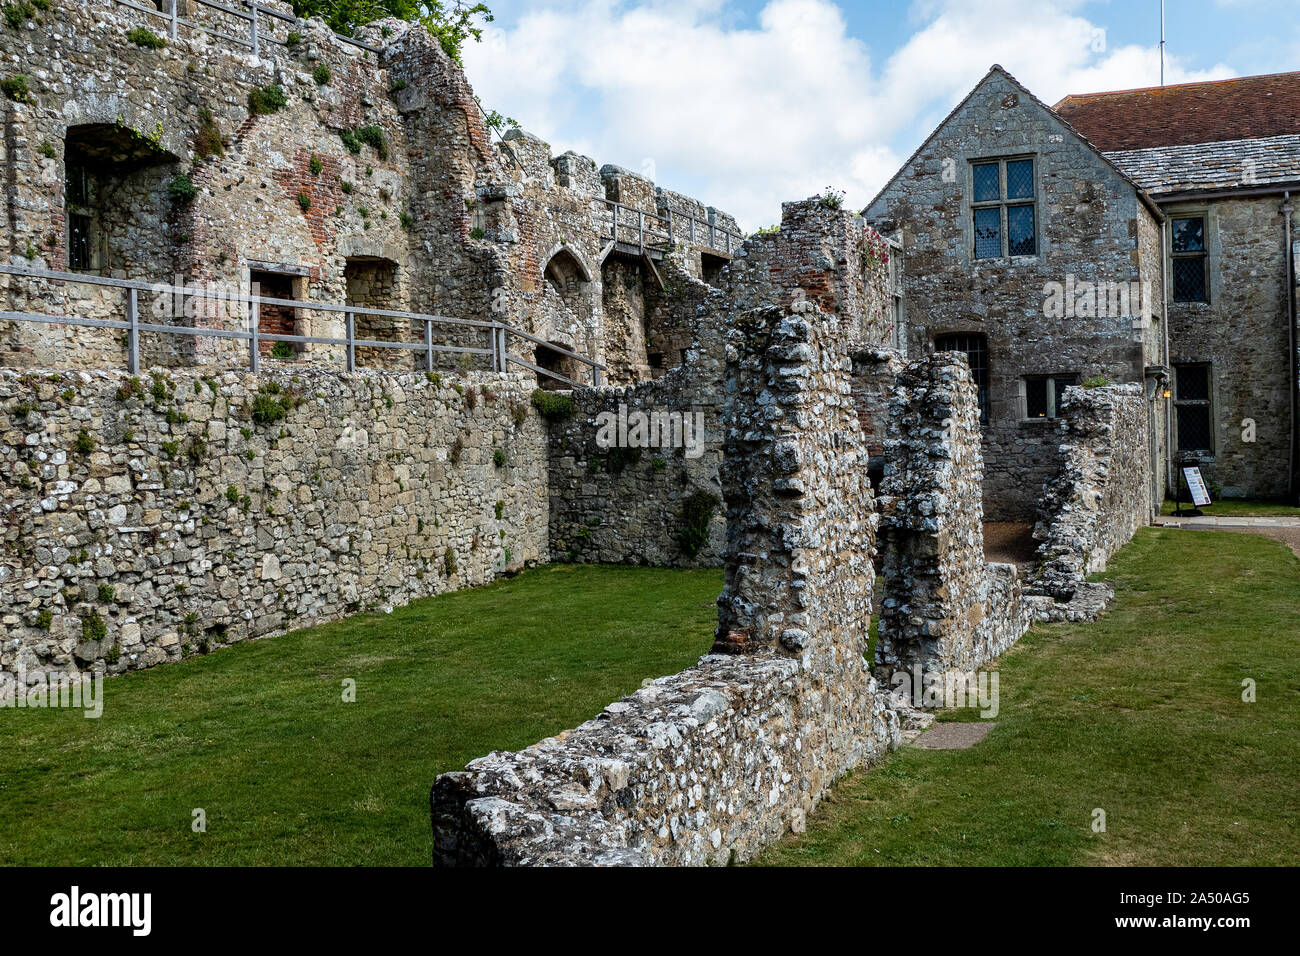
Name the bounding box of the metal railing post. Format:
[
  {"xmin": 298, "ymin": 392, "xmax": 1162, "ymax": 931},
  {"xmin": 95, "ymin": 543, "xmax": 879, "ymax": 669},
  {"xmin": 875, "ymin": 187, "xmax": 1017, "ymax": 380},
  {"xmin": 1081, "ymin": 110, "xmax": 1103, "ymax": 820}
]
[
  {"xmin": 424, "ymin": 318, "xmax": 434, "ymax": 371},
  {"xmin": 592, "ymin": 360, "xmax": 601, "ymax": 388},
  {"xmin": 168, "ymin": 0, "xmax": 179, "ymax": 41},
  {"xmin": 610, "ymin": 203, "xmax": 617, "ymax": 245},
  {"xmin": 126, "ymin": 287, "xmax": 140, "ymax": 374},
  {"xmin": 666, "ymin": 208, "xmax": 673, "ymax": 247},
  {"xmin": 249, "ymin": 5, "xmax": 259, "ymax": 57},
  {"xmin": 345, "ymin": 311, "xmax": 355, "ymax": 371},
  {"xmin": 248, "ymin": 297, "xmax": 259, "ymax": 372}
]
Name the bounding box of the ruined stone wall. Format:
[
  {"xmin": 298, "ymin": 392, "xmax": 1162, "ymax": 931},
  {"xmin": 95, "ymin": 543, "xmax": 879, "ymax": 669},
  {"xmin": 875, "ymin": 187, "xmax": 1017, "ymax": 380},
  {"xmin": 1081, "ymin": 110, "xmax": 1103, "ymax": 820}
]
[
  {"xmin": 874, "ymin": 353, "xmax": 1030, "ymax": 676},
  {"xmin": 865, "ymin": 68, "xmax": 1162, "ymax": 520},
  {"xmin": 432, "ymin": 299, "xmax": 900, "ymax": 866},
  {"xmin": 1029, "ymin": 382, "xmax": 1150, "ymax": 620},
  {"xmin": 0, "ymin": 366, "xmax": 548, "ymax": 680},
  {"xmin": 546, "ymin": 202, "xmax": 894, "ymax": 570},
  {"xmin": 725, "ymin": 200, "xmax": 891, "ymax": 345},
  {"xmin": 546, "ymin": 261, "xmax": 725, "ymax": 567},
  {"xmin": 0, "ymin": 2, "xmax": 739, "ymax": 385},
  {"xmin": 1164, "ymin": 195, "xmax": 1292, "ymax": 499}
]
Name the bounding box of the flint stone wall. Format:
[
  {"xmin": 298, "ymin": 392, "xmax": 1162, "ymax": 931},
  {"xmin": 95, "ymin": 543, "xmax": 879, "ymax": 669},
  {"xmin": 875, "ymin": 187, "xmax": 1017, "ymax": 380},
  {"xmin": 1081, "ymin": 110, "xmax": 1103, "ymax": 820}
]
[
  {"xmin": 0, "ymin": 367, "xmax": 547, "ymax": 679},
  {"xmin": 546, "ymin": 259, "xmax": 726, "ymax": 566},
  {"xmin": 1029, "ymin": 382, "xmax": 1150, "ymax": 620},
  {"xmin": 874, "ymin": 353, "xmax": 1031, "ymax": 676},
  {"xmin": 432, "ymin": 302, "xmax": 900, "ymax": 866}
]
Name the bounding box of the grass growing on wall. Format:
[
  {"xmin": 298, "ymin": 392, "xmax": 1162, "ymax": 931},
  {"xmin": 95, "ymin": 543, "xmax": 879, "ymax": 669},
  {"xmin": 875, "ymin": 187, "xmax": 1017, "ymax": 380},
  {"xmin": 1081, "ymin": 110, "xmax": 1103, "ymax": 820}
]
[
  {"xmin": 759, "ymin": 528, "xmax": 1300, "ymax": 866},
  {"xmin": 0, "ymin": 565, "xmax": 722, "ymax": 866}
]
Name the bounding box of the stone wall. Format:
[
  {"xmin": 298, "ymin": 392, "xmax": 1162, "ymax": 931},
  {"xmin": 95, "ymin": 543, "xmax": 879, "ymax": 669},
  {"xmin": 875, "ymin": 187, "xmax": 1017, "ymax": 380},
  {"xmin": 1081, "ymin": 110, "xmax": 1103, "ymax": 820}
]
[
  {"xmin": 0, "ymin": 1, "xmax": 740, "ymax": 384},
  {"xmin": 0, "ymin": 366, "xmax": 548, "ymax": 679},
  {"xmin": 544, "ymin": 202, "xmax": 894, "ymax": 569},
  {"xmin": 874, "ymin": 352, "xmax": 1030, "ymax": 677},
  {"xmin": 1163, "ymin": 196, "xmax": 1293, "ymax": 499},
  {"xmin": 546, "ymin": 259, "xmax": 726, "ymax": 567},
  {"xmin": 1029, "ymin": 382, "xmax": 1150, "ymax": 620},
  {"xmin": 865, "ymin": 66, "xmax": 1167, "ymax": 520},
  {"xmin": 431, "ymin": 299, "xmax": 900, "ymax": 866}
]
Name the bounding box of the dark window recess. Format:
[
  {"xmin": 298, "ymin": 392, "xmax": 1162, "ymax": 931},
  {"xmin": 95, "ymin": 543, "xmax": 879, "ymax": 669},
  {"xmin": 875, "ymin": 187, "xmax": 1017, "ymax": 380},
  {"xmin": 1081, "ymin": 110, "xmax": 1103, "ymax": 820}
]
[
  {"xmin": 1007, "ymin": 205, "xmax": 1036, "ymax": 256},
  {"xmin": 68, "ymin": 213, "xmax": 92, "ymax": 271},
  {"xmin": 1006, "ymin": 159, "xmax": 1034, "ymax": 199},
  {"xmin": 1022, "ymin": 374, "xmax": 1076, "ymax": 419},
  {"xmin": 974, "ymin": 207, "xmax": 1001, "ymax": 259},
  {"xmin": 973, "ymin": 163, "xmax": 1000, "ymax": 202},
  {"xmin": 1025, "ymin": 378, "xmax": 1048, "ymax": 418},
  {"xmin": 647, "ymin": 352, "xmax": 663, "ymax": 369},
  {"xmin": 1171, "ymin": 216, "xmax": 1208, "ymax": 303},
  {"xmin": 935, "ymin": 332, "xmax": 990, "ymax": 424},
  {"xmin": 971, "ymin": 157, "xmax": 1035, "ymax": 259},
  {"xmin": 1174, "ymin": 363, "xmax": 1213, "ymax": 454},
  {"xmin": 1053, "ymin": 376, "xmax": 1072, "ymax": 412},
  {"xmin": 66, "ymin": 165, "xmax": 90, "ymax": 207}
]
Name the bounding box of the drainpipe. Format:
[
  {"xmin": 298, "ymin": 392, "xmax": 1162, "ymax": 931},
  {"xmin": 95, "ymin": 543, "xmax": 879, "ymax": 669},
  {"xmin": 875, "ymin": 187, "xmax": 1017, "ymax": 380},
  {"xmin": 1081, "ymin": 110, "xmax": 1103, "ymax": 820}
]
[
  {"xmin": 1285, "ymin": 193, "xmax": 1297, "ymax": 502},
  {"xmin": 1161, "ymin": 217, "xmax": 1173, "ymax": 498}
]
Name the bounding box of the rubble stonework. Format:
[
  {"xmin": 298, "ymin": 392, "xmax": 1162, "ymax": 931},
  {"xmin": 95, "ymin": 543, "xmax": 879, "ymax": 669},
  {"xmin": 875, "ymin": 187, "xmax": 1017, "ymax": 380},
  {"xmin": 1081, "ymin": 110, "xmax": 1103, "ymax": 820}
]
[
  {"xmin": 0, "ymin": 1, "xmax": 739, "ymax": 383},
  {"xmin": 865, "ymin": 66, "xmax": 1168, "ymax": 521},
  {"xmin": 546, "ymin": 259, "xmax": 727, "ymax": 567},
  {"xmin": 544, "ymin": 202, "xmax": 895, "ymax": 569},
  {"xmin": 431, "ymin": 300, "xmax": 901, "ymax": 866},
  {"xmin": 1028, "ymin": 382, "xmax": 1151, "ymax": 620},
  {"xmin": 874, "ymin": 353, "xmax": 1031, "ymax": 676},
  {"xmin": 0, "ymin": 367, "xmax": 547, "ymax": 678}
]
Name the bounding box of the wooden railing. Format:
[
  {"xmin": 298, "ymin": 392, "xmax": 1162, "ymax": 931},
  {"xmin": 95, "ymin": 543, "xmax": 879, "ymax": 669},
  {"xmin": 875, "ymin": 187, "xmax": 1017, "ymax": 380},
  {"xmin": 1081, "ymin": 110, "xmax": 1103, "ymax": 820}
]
[{"xmin": 0, "ymin": 263, "xmax": 603, "ymax": 387}]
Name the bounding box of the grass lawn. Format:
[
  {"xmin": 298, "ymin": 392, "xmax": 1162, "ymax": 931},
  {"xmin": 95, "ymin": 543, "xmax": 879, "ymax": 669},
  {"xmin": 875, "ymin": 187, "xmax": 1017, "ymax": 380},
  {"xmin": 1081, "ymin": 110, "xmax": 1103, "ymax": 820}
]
[
  {"xmin": 1160, "ymin": 496, "xmax": 1300, "ymax": 517},
  {"xmin": 758, "ymin": 527, "xmax": 1300, "ymax": 866},
  {"xmin": 0, "ymin": 564, "xmax": 721, "ymax": 866}
]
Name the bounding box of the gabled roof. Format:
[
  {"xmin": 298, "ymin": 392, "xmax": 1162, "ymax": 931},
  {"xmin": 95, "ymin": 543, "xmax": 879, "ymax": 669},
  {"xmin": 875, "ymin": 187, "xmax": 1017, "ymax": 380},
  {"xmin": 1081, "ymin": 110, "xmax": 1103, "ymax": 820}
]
[
  {"xmin": 864, "ymin": 65, "xmax": 1162, "ymax": 222},
  {"xmin": 1106, "ymin": 134, "xmax": 1300, "ymax": 196},
  {"xmin": 1054, "ymin": 71, "xmax": 1300, "ymax": 151}
]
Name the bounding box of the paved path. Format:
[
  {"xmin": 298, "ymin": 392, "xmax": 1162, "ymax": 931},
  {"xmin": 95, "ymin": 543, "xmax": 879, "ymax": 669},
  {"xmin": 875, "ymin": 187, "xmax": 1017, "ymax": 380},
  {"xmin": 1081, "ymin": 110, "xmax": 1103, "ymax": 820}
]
[
  {"xmin": 913, "ymin": 722, "xmax": 996, "ymax": 750},
  {"xmin": 1154, "ymin": 515, "xmax": 1300, "ymax": 558}
]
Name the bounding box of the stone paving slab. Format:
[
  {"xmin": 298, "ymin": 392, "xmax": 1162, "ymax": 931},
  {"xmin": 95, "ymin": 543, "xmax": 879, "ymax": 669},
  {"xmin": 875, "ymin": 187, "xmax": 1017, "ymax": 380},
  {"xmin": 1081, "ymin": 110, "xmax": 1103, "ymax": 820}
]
[
  {"xmin": 912, "ymin": 721, "xmax": 996, "ymax": 749},
  {"xmin": 1155, "ymin": 516, "xmax": 1300, "ymax": 528}
]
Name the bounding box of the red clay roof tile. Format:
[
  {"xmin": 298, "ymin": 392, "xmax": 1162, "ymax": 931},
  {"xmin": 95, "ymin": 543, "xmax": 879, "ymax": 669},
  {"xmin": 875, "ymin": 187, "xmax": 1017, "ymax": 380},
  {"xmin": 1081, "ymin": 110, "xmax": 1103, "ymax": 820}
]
[{"xmin": 1053, "ymin": 71, "xmax": 1300, "ymax": 151}]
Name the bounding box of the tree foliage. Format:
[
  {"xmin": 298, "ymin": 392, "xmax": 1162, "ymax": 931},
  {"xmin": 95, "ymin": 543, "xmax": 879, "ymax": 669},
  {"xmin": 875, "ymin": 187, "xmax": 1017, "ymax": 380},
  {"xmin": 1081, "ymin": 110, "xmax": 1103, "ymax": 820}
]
[{"xmin": 290, "ymin": 1, "xmax": 492, "ymax": 62}]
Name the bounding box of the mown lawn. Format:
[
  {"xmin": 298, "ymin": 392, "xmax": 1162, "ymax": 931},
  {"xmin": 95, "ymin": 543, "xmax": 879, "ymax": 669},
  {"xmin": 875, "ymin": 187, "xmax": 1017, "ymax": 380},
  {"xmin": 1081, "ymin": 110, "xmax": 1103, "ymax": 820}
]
[
  {"xmin": 759, "ymin": 527, "xmax": 1300, "ymax": 866},
  {"xmin": 0, "ymin": 564, "xmax": 721, "ymax": 866},
  {"xmin": 1160, "ymin": 496, "xmax": 1300, "ymax": 517}
]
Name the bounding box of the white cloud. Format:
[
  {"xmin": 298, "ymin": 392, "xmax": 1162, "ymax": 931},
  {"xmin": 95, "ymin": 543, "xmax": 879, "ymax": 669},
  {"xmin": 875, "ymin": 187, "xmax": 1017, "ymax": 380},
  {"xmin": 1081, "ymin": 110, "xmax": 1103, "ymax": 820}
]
[{"xmin": 461, "ymin": 0, "xmax": 1237, "ymax": 230}]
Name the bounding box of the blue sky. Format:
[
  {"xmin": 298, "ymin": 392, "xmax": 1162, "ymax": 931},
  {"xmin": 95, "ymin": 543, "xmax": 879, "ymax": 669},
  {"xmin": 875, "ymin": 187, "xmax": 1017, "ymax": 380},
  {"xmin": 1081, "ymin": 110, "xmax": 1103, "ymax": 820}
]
[{"xmin": 460, "ymin": 0, "xmax": 1300, "ymax": 229}]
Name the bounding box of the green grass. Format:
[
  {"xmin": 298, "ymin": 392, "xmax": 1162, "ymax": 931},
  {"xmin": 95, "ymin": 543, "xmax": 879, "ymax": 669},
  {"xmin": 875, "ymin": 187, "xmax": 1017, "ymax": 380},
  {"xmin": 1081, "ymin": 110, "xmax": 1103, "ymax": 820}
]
[
  {"xmin": 0, "ymin": 565, "xmax": 721, "ymax": 866},
  {"xmin": 1160, "ymin": 496, "xmax": 1300, "ymax": 517},
  {"xmin": 759, "ymin": 527, "xmax": 1300, "ymax": 866}
]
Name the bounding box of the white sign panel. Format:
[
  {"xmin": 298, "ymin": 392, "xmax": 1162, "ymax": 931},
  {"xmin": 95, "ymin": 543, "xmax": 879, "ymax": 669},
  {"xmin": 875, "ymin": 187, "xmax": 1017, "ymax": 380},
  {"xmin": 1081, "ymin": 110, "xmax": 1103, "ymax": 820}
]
[{"xmin": 1183, "ymin": 466, "xmax": 1212, "ymax": 507}]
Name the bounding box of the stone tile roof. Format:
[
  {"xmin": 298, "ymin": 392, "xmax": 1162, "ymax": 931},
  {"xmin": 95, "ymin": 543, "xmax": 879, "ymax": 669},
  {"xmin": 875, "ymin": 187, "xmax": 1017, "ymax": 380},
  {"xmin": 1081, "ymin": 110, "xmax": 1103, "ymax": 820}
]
[
  {"xmin": 1104, "ymin": 134, "xmax": 1300, "ymax": 195},
  {"xmin": 1054, "ymin": 71, "xmax": 1300, "ymax": 151}
]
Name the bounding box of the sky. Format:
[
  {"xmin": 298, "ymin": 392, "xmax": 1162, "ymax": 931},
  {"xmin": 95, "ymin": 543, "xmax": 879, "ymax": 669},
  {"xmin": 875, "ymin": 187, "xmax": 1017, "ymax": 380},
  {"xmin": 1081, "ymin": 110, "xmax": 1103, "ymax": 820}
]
[{"xmin": 459, "ymin": 0, "xmax": 1300, "ymax": 230}]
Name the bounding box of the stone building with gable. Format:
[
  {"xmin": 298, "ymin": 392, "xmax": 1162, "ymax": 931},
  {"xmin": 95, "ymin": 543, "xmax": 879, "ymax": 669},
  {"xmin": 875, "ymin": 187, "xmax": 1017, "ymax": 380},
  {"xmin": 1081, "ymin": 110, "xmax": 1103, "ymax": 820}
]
[{"xmin": 866, "ymin": 65, "xmax": 1300, "ymax": 518}]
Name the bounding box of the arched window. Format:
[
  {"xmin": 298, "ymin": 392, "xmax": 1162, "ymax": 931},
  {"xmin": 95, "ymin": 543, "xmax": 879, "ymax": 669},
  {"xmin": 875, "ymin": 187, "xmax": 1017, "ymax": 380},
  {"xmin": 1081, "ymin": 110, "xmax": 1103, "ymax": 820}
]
[{"xmin": 935, "ymin": 332, "xmax": 989, "ymax": 424}]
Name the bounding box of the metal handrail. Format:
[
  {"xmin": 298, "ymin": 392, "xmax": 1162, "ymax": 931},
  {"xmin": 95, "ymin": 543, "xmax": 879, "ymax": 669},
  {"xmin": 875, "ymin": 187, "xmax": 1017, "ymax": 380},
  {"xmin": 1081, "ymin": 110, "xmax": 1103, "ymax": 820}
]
[
  {"xmin": 0, "ymin": 262, "xmax": 603, "ymax": 386},
  {"xmin": 112, "ymin": 0, "xmax": 383, "ymax": 57},
  {"xmin": 599, "ymin": 198, "xmax": 743, "ymax": 256}
]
